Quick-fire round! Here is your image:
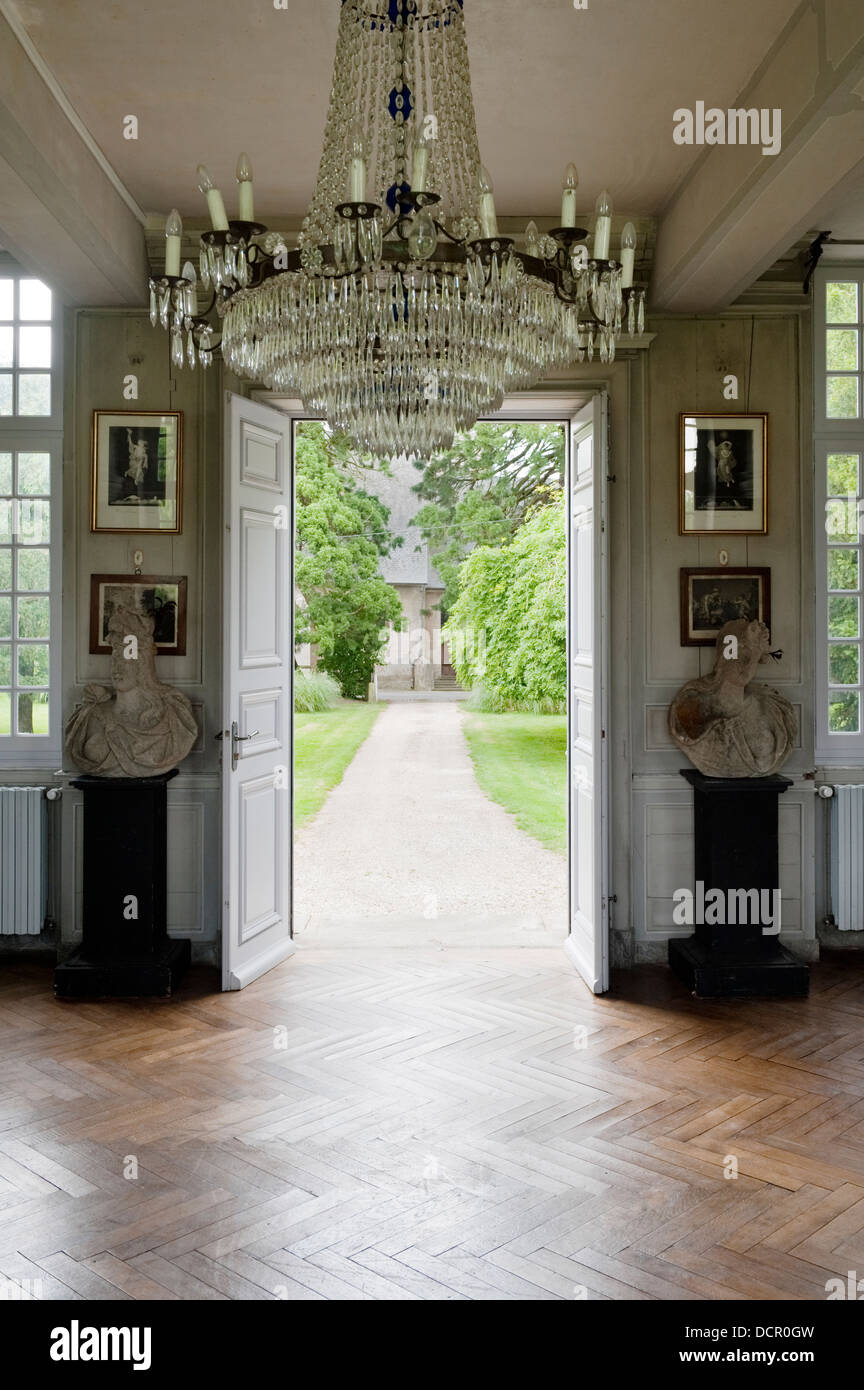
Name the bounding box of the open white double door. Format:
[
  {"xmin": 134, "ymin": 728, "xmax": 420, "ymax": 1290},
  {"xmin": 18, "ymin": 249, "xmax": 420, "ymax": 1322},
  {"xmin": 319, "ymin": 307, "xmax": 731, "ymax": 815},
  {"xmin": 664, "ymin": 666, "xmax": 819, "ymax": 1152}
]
[{"xmin": 221, "ymin": 391, "xmax": 610, "ymax": 994}]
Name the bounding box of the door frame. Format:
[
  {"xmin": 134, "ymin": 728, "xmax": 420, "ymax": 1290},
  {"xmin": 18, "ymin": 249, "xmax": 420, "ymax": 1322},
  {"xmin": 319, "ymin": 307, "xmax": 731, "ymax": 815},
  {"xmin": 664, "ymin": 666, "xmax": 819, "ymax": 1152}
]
[{"xmin": 244, "ymin": 384, "xmax": 619, "ymax": 990}]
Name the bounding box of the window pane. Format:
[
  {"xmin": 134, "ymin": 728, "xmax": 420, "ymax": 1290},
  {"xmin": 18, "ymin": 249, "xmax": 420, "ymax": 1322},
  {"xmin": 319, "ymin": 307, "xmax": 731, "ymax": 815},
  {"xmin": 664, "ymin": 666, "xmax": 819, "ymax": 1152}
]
[
  {"xmin": 826, "ymin": 329, "xmax": 859, "ymax": 371},
  {"xmin": 829, "ymin": 595, "xmax": 859, "ymax": 638},
  {"xmin": 0, "ymin": 644, "xmax": 9, "ymax": 685},
  {"xmin": 17, "ymin": 499, "xmax": 49, "ymax": 544},
  {"xmin": 826, "ymin": 497, "xmax": 858, "ymax": 541},
  {"xmin": 17, "ymin": 691, "xmax": 49, "ymax": 735},
  {"xmin": 17, "ymin": 374, "xmax": 51, "ymax": 416},
  {"xmin": 18, "ymin": 326, "xmax": 51, "ymax": 368},
  {"xmin": 17, "ymin": 453, "xmax": 50, "ymax": 495},
  {"xmin": 0, "ymin": 281, "xmax": 12, "ymax": 320},
  {"xmin": 0, "ymin": 549, "xmax": 10, "ymax": 589},
  {"xmin": 829, "ymin": 690, "xmax": 859, "ymax": 732},
  {"xmin": 828, "ymin": 548, "xmax": 859, "ymax": 590},
  {"xmin": 827, "ymin": 281, "xmax": 859, "ymax": 324},
  {"xmin": 18, "ymin": 279, "xmax": 52, "ymax": 320},
  {"xmin": 17, "ymin": 644, "xmax": 48, "ymax": 687},
  {"xmin": 0, "ymin": 692, "xmax": 9, "ymax": 735},
  {"xmin": 18, "ymin": 596, "xmax": 49, "ymax": 639},
  {"xmin": 827, "ymin": 376, "xmax": 860, "ymax": 419},
  {"xmin": 0, "ymin": 327, "xmax": 12, "ymax": 369},
  {"xmin": 0, "ymin": 596, "xmax": 10, "ymax": 637},
  {"xmin": 0, "ymin": 374, "xmax": 12, "ymax": 416},
  {"xmin": 0, "ymin": 502, "xmax": 10, "ymax": 543},
  {"xmin": 827, "ymin": 453, "xmax": 859, "ymax": 494},
  {"xmin": 829, "ymin": 643, "xmax": 859, "ymax": 685},
  {"xmin": 16, "ymin": 548, "xmax": 49, "ymax": 591},
  {"xmin": 0, "ymin": 453, "xmax": 10, "ymax": 493}
]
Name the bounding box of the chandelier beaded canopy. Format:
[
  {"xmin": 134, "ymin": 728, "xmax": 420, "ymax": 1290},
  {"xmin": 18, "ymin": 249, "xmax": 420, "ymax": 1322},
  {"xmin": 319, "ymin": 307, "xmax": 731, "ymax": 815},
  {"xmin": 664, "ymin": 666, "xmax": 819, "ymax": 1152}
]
[{"xmin": 150, "ymin": 0, "xmax": 647, "ymax": 458}]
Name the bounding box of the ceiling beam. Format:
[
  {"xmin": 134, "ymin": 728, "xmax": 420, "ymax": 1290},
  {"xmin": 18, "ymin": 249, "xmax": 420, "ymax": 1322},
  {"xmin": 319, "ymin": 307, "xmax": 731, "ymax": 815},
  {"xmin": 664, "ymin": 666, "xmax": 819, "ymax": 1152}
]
[
  {"xmin": 0, "ymin": 6, "xmax": 147, "ymax": 306},
  {"xmin": 652, "ymin": 0, "xmax": 864, "ymax": 312}
]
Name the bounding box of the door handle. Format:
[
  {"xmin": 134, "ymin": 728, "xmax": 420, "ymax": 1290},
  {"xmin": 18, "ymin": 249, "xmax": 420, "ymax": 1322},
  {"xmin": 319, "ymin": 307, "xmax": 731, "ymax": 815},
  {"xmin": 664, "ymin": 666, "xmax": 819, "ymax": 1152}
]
[{"xmin": 231, "ymin": 722, "xmax": 259, "ymax": 771}]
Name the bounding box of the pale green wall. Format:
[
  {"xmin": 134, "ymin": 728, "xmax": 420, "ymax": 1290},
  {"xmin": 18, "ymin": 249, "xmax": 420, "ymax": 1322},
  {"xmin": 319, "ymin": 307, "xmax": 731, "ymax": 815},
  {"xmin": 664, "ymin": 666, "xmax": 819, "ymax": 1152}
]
[
  {"xmin": 629, "ymin": 308, "xmax": 818, "ymax": 961},
  {"xmin": 60, "ymin": 308, "xmax": 223, "ymax": 960}
]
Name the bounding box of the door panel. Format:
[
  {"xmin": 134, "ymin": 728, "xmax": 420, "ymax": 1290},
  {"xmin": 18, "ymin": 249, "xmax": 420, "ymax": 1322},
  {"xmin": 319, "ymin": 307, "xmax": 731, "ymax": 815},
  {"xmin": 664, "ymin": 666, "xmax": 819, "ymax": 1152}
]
[
  {"xmin": 222, "ymin": 393, "xmax": 295, "ymax": 990},
  {"xmin": 566, "ymin": 394, "xmax": 610, "ymax": 994},
  {"xmin": 240, "ymin": 510, "xmax": 281, "ymax": 665}
]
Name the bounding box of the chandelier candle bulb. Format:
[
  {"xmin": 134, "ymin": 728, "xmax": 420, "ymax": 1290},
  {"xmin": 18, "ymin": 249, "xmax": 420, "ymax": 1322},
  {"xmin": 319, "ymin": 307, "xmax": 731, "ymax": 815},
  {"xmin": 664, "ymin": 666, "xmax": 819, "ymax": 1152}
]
[
  {"xmin": 236, "ymin": 153, "xmax": 254, "ymax": 222},
  {"xmin": 164, "ymin": 209, "xmax": 183, "ymax": 278},
  {"xmin": 593, "ymin": 189, "xmax": 613, "ymax": 259},
  {"xmin": 412, "ymin": 130, "xmax": 432, "ymax": 193},
  {"xmin": 561, "ymin": 163, "xmax": 579, "ymax": 228},
  {"xmin": 620, "ymin": 221, "xmax": 637, "ymax": 289},
  {"xmin": 524, "ymin": 220, "xmax": 541, "ymax": 257},
  {"xmin": 477, "ymin": 165, "xmax": 498, "ymax": 238},
  {"xmin": 348, "ymin": 121, "xmax": 368, "ymax": 202},
  {"xmin": 196, "ymin": 164, "xmax": 229, "ymax": 231}
]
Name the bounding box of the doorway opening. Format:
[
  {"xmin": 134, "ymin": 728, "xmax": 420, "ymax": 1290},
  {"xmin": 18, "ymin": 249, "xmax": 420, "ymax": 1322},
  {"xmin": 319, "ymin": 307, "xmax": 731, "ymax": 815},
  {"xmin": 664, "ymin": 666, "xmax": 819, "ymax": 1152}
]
[{"xmin": 221, "ymin": 391, "xmax": 610, "ymax": 994}]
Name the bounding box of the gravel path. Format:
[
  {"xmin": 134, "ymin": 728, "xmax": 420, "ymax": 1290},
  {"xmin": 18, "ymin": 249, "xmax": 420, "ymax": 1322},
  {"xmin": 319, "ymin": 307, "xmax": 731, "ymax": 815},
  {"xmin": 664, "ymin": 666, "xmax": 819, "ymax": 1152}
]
[{"xmin": 293, "ymin": 700, "xmax": 568, "ymax": 946}]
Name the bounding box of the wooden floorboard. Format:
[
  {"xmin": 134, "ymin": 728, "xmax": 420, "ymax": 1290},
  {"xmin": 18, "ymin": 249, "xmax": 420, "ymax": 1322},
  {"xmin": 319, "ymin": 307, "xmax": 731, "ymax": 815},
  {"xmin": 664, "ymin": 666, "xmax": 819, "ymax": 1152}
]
[{"xmin": 1, "ymin": 948, "xmax": 863, "ymax": 1300}]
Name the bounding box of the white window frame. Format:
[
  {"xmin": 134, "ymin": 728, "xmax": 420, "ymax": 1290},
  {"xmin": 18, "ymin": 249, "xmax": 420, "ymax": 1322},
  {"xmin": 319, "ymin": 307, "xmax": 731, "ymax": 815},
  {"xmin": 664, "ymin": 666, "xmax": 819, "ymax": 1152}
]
[
  {"xmin": 0, "ymin": 255, "xmax": 62, "ymax": 768},
  {"xmin": 814, "ymin": 264, "xmax": 864, "ymax": 764}
]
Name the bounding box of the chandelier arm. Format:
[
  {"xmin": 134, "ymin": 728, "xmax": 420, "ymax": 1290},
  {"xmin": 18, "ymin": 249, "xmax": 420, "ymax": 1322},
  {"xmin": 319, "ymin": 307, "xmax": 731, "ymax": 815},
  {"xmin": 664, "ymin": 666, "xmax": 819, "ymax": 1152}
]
[
  {"xmin": 431, "ymin": 219, "xmax": 467, "ymax": 246},
  {"xmin": 192, "ymin": 293, "xmax": 220, "ymax": 320},
  {"xmin": 192, "ymin": 327, "xmax": 223, "ymax": 353}
]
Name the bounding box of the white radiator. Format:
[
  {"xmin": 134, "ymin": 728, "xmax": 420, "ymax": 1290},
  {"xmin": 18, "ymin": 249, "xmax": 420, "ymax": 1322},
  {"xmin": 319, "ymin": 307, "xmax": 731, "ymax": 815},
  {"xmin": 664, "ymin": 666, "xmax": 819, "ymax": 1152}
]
[
  {"xmin": 0, "ymin": 787, "xmax": 47, "ymax": 935},
  {"xmin": 830, "ymin": 784, "xmax": 864, "ymax": 931}
]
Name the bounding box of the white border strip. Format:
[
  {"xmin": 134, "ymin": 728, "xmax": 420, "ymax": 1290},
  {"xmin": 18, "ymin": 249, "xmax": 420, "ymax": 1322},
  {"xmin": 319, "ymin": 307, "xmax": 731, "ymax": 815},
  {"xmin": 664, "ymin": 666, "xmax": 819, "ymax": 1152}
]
[{"xmin": 0, "ymin": 0, "xmax": 146, "ymax": 224}]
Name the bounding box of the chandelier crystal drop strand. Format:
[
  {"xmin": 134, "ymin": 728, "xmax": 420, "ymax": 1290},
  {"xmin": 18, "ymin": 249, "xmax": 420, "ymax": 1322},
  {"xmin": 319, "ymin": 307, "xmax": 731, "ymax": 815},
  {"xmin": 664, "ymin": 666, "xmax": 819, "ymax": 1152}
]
[{"xmin": 149, "ymin": 0, "xmax": 647, "ymax": 459}]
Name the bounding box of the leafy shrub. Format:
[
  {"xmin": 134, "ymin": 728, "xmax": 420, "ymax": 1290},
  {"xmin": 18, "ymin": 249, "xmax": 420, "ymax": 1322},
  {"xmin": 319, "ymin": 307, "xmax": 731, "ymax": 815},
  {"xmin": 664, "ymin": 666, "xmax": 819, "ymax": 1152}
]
[
  {"xmin": 294, "ymin": 422, "xmax": 401, "ymax": 701},
  {"xmin": 465, "ymin": 684, "xmax": 565, "ymax": 716},
  {"xmin": 294, "ymin": 669, "xmax": 340, "ymax": 713},
  {"xmin": 444, "ymin": 500, "xmax": 566, "ymax": 713}
]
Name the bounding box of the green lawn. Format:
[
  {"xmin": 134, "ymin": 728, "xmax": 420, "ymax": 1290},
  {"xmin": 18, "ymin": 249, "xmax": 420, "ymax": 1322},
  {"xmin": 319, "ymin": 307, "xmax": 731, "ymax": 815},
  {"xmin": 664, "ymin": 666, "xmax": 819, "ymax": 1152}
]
[
  {"xmin": 461, "ymin": 710, "xmax": 567, "ymax": 856},
  {"xmin": 0, "ymin": 697, "xmax": 50, "ymax": 735},
  {"xmin": 294, "ymin": 698, "xmax": 382, "ymax": 828}
]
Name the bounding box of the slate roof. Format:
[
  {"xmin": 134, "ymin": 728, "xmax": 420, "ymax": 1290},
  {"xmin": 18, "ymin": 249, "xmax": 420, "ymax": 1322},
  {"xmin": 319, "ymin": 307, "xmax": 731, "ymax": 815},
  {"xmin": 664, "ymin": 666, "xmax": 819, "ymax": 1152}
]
[{"xmin": 361, "ymin": 455, "xmax": 444, "ymax": 587}]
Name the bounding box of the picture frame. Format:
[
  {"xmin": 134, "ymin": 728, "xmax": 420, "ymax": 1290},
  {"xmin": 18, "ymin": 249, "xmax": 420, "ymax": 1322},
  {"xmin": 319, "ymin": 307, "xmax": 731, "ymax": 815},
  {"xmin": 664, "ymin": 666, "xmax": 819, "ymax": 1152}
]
[
  {"xmin": 90, "ymin": 410, "xmax": 182, "ymax": 534},
  {"xmin": 89, "ymin": 574, "xmax": 188, "ymax": 656},
  {"xmin": 680, "ymin": 566, "xmax": 771, "ymax": 647},
  {"xmin": 679, "ymin": 412, "xmax": 768, "ymax": 535}
]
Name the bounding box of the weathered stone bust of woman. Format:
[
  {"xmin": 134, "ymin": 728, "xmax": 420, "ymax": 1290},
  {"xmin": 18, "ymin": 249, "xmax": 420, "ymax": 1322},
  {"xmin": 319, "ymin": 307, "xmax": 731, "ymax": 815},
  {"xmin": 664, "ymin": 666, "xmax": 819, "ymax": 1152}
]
[
  {"xmin": 65, "ymin": 600, "xmax": 197, "ymax": 778},
  {"xmin": 669, "ymin": 619, "xmax": 796, "ymax": 778}
]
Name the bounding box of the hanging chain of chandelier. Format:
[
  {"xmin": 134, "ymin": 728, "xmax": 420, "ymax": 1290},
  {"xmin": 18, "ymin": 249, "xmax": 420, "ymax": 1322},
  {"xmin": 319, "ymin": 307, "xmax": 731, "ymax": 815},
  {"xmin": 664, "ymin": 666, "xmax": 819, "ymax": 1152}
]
[{"xmin": 149, "ymin": 0, "xmax": 647, "ymax": 458}]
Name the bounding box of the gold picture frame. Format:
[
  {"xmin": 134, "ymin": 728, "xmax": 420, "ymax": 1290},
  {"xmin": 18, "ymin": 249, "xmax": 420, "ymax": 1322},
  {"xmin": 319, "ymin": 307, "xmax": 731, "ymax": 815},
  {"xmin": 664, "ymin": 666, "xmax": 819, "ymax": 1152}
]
[
  {"xmin": 90, "ymin": 410, "xmax": 182, "ymax": 534},
  {"xmin": 680, "ymin": 566, "xmax": 771, "ymax": 647},
  {"xmin": 89, "ymin": 574, "xmax": 188, "ymax": 656},
  {"xmin": 679, "ymin": 412, "xmax": 768, "ymax": 536}
]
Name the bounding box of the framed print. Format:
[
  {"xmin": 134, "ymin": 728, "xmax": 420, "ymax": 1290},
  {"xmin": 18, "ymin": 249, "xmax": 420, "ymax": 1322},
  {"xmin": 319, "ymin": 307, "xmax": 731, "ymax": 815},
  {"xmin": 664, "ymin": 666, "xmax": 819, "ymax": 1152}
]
[
  {"xmin": 679, "ymin": 413, "xmax": 767, "ymax": 534},
  {"xmin": 680, "ymin": 567, "xmax": 771, "ymax": 647},
  {"xmin": 89, "ymin": 574, "xmax": 188, "ymax": 655},
  {"xmin": 91, "ymin": 410, "xmax": 182, "ymax": 533}
]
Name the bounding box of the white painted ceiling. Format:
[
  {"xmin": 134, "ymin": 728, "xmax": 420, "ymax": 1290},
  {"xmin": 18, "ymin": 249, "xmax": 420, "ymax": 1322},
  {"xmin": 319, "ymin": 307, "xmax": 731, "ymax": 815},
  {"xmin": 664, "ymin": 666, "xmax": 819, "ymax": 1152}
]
[
  {"xmin": 12, "ymin": 0, "xmax": 804, "ymax": 223},
  {"xmin": 810, "ymin": 172, "xmax": 864, "ymax": 261}
]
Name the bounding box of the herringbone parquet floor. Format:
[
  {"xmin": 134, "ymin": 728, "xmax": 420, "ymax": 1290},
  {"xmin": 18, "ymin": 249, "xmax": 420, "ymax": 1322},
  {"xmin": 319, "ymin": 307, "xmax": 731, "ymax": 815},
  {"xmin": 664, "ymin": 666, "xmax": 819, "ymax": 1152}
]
[{"xmin": 2, "ymin": 947, "xmax": 864, "ymax": 1300}]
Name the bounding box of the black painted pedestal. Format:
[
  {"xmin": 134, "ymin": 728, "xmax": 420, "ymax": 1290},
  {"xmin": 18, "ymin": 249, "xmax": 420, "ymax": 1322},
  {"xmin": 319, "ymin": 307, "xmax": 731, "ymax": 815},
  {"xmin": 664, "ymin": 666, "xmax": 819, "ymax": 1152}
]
[
  {"xmin": 54, "ymin": 771, "xmax": 190, "ymax": 1000},
  {"xmin": 668, "ymin": 770, "xmax": 809, "ymax": 998}
]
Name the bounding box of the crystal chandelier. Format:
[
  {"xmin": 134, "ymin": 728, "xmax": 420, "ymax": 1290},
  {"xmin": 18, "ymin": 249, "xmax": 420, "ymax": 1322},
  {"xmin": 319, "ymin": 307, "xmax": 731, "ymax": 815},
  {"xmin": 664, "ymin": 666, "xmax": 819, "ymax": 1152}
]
[{"xmin": 149, "ymin": 0, "xmax": 647, "ymax": 458}]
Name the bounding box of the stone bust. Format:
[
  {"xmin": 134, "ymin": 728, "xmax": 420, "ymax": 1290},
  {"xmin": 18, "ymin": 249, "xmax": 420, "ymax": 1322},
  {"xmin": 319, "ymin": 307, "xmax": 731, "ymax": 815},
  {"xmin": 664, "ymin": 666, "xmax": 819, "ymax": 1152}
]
[
  {"xmin": 669, "ymin": 619, "xmax": 797, "ymax": 778},
  {"xmin": 65, "ymin": 599, "xmax": 197, "ymax": 778}
]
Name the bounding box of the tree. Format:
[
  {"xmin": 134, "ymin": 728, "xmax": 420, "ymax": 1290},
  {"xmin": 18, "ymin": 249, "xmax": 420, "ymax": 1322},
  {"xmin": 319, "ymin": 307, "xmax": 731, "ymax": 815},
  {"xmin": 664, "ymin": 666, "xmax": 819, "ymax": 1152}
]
[
  {"xmin": 294, "ymin": 423, "xmax": 402, "ymax": 699},
  {"xmin": 443, "ymin": 499, "xmax": 566, "ymax": 711},
  {"xmin": 411, "ymin": 421, "xmax": 566, "ymax": 608}
]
